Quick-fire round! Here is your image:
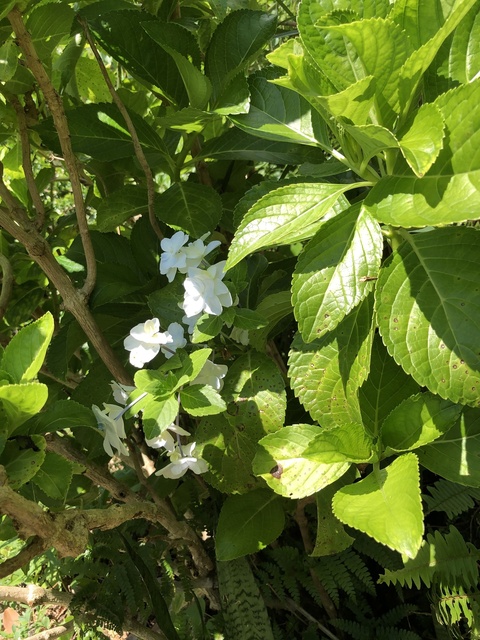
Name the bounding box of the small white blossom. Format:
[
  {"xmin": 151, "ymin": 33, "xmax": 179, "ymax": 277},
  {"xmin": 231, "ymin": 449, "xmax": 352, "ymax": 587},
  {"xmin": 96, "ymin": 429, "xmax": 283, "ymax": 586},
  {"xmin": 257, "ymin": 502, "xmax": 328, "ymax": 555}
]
[
  {"xmin": 182, "ymin": 261, "xmax": 233, "ymax": 317},
  {"xmin": 191, "ymin": 360, "xmax": 228, "ymax": 391},
  {"xmin": 92, "ymin": 403, "xmax": 129, "ymax": 457},
  {"xmin": 181, "ymin": 310, "xmax": 202, "ymax": 334},
  {"xmin": 159, "ymin": 231, "xmax": 189, "ymax": 282},
  {"xmin": 181, "ymin": 234, "xmax": 221, "ymax": 271},
  {"xmin": 110, "ymin": 381, "xmax": 135, "ymax": 405},
  {"xmin": 145, "ymin": 423, "xmax": 191, "ymax": 453},
  {"xmin": 161, "ymin": 322, "xmax": 187, "ymax": 359},
  {"xmin": 155, "ymin": 442, "xmax": 208, "ymax": 479},
  {"xmin": 124, "ymin": 319, "xmax": 186, "ymax": 367}
]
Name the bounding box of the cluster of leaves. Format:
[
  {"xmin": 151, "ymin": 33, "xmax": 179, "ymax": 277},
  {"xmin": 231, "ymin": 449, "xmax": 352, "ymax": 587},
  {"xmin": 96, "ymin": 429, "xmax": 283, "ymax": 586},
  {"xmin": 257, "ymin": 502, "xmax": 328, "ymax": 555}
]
[{"xmin": 0, "ymin": 0, "xmax": 480, "ymax": 638}]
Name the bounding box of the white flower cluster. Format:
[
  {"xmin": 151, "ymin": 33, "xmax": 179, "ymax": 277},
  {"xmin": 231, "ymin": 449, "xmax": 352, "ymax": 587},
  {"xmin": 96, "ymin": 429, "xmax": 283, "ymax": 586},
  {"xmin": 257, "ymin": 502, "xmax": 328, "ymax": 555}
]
[
  {"xmin": 160, "ymin": 231, "xmax": 233, "ymax": 331},
  {"xmin": 124, "ymin": 318, "xmax": 186, "ymax": 368}
]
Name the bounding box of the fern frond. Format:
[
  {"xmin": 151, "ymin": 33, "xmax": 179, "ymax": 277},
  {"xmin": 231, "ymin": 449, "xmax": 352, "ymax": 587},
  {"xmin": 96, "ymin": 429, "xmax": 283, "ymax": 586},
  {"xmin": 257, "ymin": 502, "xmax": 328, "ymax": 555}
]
[
  {"xmin": 436, "ymin": 584, "xmax": 480, "ymax": 630},
  {"xmin": 379, "ymin": 526, "xmax": 480, "ymax": 589},
  {"xmin": 377, "ymin": 603, "xmax": 418, "ymax": 627},
  {"xmin": 375, "ymin": 626, "xmax": 421, "ymax": 640},
  {"xmin": 423, "ymin": 479, "xmax": 480, "ymax": 518},
  {"xmin": 333, "ymin": 618, "xmax": 371, "ymax": 640},
  {"xmin": 341, "ymin": 548, "xmax": 376, "ymax": 595},
  {"xmin": 353, "ymin": 532, "xmax": 403, "ymax": 571}
]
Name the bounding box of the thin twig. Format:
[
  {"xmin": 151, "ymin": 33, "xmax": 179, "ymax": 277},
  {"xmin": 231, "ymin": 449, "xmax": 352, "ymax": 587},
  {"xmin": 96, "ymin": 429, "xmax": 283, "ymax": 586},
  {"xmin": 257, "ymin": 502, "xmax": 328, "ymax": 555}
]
[
  {"xmin": 8, "ymin": 7, "xmax": 97, "ymax": 299},
  {"xmin": 0, "ymin": 252, "xmax": 13, "ymax": 320},
  {"xmin": 8, "ymin": 94, "xmax": 46, "ymax": 229},
  {"xmin": 81, "ymin": 19, "xmax": 164, "ymax": 242}
]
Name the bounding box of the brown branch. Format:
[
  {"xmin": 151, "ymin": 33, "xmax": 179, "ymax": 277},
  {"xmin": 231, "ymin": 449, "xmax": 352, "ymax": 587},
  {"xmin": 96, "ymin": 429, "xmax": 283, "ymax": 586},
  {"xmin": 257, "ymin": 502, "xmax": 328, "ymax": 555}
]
[
  {"xmin": 0, "ymin": 204, "xmax": 132, "ymax": 385},
  {"xmin": 8, "ymin": 7, "xmax": 96, "ymax": 298},
  {"xmin": 0, "ymin": 536, "xmax": 48, "ymax": 579},
  {"xmin": 0, "ymin": 252, "xmax": 13, "ymax": 320},
  {"xmin": 45, "ymin": 434, "xmax": 214, "ymax": 578},
  {"xmin": 25, "ymin": 622, "xmax": 74, "ymax": 640},
  {"xmin": 81, "ymin": 20, "xmax": 164, "ymax": 242},
  {"xmin": 8, "ymin": 94, "xmax": 46, "ymax": 229}
]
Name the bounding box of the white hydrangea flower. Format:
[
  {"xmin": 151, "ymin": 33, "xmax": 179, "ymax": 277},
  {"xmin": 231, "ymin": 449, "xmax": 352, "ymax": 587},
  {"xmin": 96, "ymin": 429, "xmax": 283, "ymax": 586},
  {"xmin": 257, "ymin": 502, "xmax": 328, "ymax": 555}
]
[
  {"xmin": 124, "ymin": 319, "xmax": 186, "ymax": 367},
  {"xmin": 181, "ymin": 234, "xmax": 221, "ymax": 271},
  {"xmin": 181, "ymin": 311, "xmax": 202, "ymax": 334},
  {"xmin": 145, "ymin": 423, "xmax": 191, "ymax": 453},
  {"xmin": 191, "ymin": 360, "xmax": 228, "ymax": 391},
  {"xmin": 155, "ymin": 442, "xmax": 208, "ymax": 479},
  {"xmin": 159, "ymin": 231, "xmax": 189, "ymax": 282},
  {"xmin": 110, "ymin": 381, "xmax": 135, "ymax": 405},
  {"xmin": 182, "ymin": 261, "xmax": 233, "ymax": 317},
  {"xmin": 161, "ymin": 322, "xmax": 187, "ymax": 359},
  {"xmin": 92, "ymin": 403, "xmax": 129, "ymax": 457}
]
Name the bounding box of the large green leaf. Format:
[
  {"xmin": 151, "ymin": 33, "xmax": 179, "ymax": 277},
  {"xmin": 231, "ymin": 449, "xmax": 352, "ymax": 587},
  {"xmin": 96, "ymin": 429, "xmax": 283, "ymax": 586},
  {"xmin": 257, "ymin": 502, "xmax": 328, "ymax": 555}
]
[
  {"xmin": 199, "ymin": 128, "xmax": 327, "ymax": 165},
  {"xmin": 89, "ymin": 10, "xmax": 187, "ymax": 105},
  {"xmin": 205, "ymin": 9, "xmax": 277, "ymax": 102},
  {"xmin": 417, "ymin": 407, "xmax": 480, "ymax": 487},
  {"xmin": 304, "ymin": 422, "xmax": 374, "ymax": 463},
  {"xmin": 0, "ymin": 383, "xmax": 48, "ymax": 435},
  {"xmin": 155, "ymin": 182, "xmax": 222, "ymax": 237},
  {"xmin": 1, "ymin": 312, "xmax": 54, "ymax": 383},
  {"xmin": 196, "ymin": 352, "xmax": 286, "ymax": 493},
  {"xmin": 1, "ymin": 435, "xmax": 46, "ymax": 489},
  {"xmin": 333, "ymin": 453, "xmax": 424, "ymax": 558},
  {"xmin": 216, "ymin": 489, "xmax": 285, "ymax": 561},
  {"xmin": 31, "ymin": 452, "xmax": 74, "ymax": 502},
  {"xmin": 288, "ymin": 295, "xmax": 374, "ymax": 429},
  {"xmin": 320, "ymin": 17, "xmax": 411, "ymax": 127},
  {"xmin": 230, "ymin": 71, "xmax": 330, "ymax": 148},
  {"xmin": 36, "ymin": 103, "xmax": 171, "ymax": 169},
  {"xmin": 26, "ymin": 2, "xmax": 74, "ymax": 64},
  {"xmin": 447, "ymin": 3, "xmax": 480, "ymax": 83},
  {"xmin": 376, "ymin": 227, "xmax": 480, "ymax": 407},
  {"xmin": 142, "ymin": 22, "xmax": 211, "ymax": 109},
  {"xmin": 365, "ymin": 81, "xmax": 480, "ymax": 226},
  {"xmin": 381, "ymin": 393, "xmax": 462, "ymax": 454},
  {"xmin": 20, "ymin": 399, "xmax": 97, "ymax": 435},
  {"xmin": 358, "ymin": 334, "xmax": 420, "ymax": 438},
  {"xmin": 225, "ymin": 182, "xmax": 356, "ymax": 270},
  {"xmin": 292, "ymin": 205, "xmax": 382, "ymax": 342},
  {"xmin": 96, "ymin": 186, "xmax": 152, "ymax": 232},
  {"xmin": 253, "ymin": 425, "xmax": 350, "ymax": 499},
  {"xmin": 141, "ymin": 395, "xmax": 179, "ymax": 439},
  {"xmin": 180, "ymin": 384, "xmax": 226, "ymax": 416},
  {"xmin": 397, "ymin": 103, "xmax": 445, "ymax": 177}
]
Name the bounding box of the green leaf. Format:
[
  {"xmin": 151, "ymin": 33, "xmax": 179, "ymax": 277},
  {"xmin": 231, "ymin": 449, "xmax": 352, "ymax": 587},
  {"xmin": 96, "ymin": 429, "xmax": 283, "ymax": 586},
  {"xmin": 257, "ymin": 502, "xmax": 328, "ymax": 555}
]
[
  {"xmin": 230, "ymin": 71, "xmax": 329, "ymax": 148},
  {"xmin": 90, "ymin": 10, "xmax": 187, "ymax": 105},
  {"xmin": 96, "ymin": 186, "xmax": 151, "ymax": 232},
  {"xmin": 156, "ymin": 182, "xmax": 223, "ymax": 237},
  {"xmin": 134, "ymin": 370, "xmax": 178, "ymax": 399},
  {"xmin": 312, "ymin": 468, "xmax": 356, "ymax": 557},
  {"xmin": 2, "ymin": 312, "xmax": 54, "ymax": 383},
  {"xmin": 31, "ymin": 452, "xmax": 74, "ymax": 502},
  {"xmin": 0, "ymin": 383, "xmax": 48, "ymax": 435},
  {"xmin": 397, "ymin": 103, "xmax": 445, "ymax": 177},
  {"xmin": 417, "ymin": 407, "xmax": 480, "ymax": 487},
  {"xmin": 26, "ymin": 2, "xmax": 74, "ymax": 64},
  {"xmin": 447, "ymin": 4, "xmax": 480, "ymax": 83},
  {"xmin": 304, "ymin": 422, "xmax": 374, "ymax": 463},
  {"xmin": 205, "ymin": 9, "xmax": 277, "ymax": 102},
  {"xmin": 225, "ymin": 182, "xmax": 355, "ymax": 270},
  {"xmin": 142, "ymin": 22, "xmax": 211, "ymax": 109},
  {"xmin": 288, "ymin": 295, "xmax": 374, "ymax": 429},
  {"xmin": 191, "ymin": 314, "xmax": 224, "ymax": 343},
  {"xmin": 216, "ymin": 489, "xmax": 285, "ymax": 561},
  {"xmin": 332, "ymin": 453, "xmax": 424, "ymax": 558},
  {"xmin": 196, "ymin": 352, "xmax": 286, "ymax": 493},
  {"xmin": 141, "ymin": 395, "xmax": 179, "ymax": 439},
  {"xmin": 314, "ymin": 76, "xmax": 377, "ymax": 127},
  {"xmin": 381, "ymin": 393, "xmax": 462, "ymax": 454},
  {"xmin": 358, "ymin": 334, "xmax": 421, "ymax": 438},
  {"xmin": 253, "ymin": 425, "xmax": 350, "ymax": 499},
  {"xmin": 180, "ymin": 384, "xmax": 226, "ymax": 416},
  {"xmin": 376, "ymin": 227, "xmax": 480, "ymax": 407},
  {"xmin": 20, "ymin": 399, "xmax": 97, "ymax": 435},
  {"xmin": 0, "ymin": 39, "xmax": 17, "ymax": 82},
  {"xmin": 199, "ymin": 128, "xmax": 328, "ymax": 165},
  {"xmin": 249, "ymin": 291, "xmax": 293, "ymax": 352},
  {"xmin": 195, "ymin": 414, "xmax": 261, "ymax": 493},
  {"xmin": 292, "ymin": 205, "xmax": 382, "ymax": 342},
  {"xmin": 170, "ymin": 348, "xmax": 213, "ymax": 390},
  {"xmin": 213, "ymin": 74, "xmax": 251, "ymax": 116},
  {"xmin": 1, "ymin": 435, "xmax": 46, "ymax": 489},
  {"xmin": 36, "ymin": 103, "xmax": 171, "ymax": 168},
  {"xmin": 366, "ymin": 81, "xmax": 480, "ymax": 226},
  {"xmin": 231, "ymin": 309, "xmax": 267, "ymax": 330}
]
